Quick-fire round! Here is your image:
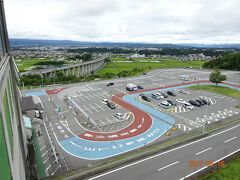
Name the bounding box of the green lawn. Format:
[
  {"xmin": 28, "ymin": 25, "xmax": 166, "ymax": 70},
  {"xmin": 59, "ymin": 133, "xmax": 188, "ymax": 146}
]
[
  {"xmin": 15, "ymin": 58, "xmax": 50, "ymax": 72},
  {"xmin": 189, "ymin": 85, "xmax": 240, "ymax": 99},
  {"xmin": 201, "ymin": 154, "xmax": 240, "ymax": 180},
  {"xmin": 97, "ymin": 59, "xmax": 204, "ymax": 76}
]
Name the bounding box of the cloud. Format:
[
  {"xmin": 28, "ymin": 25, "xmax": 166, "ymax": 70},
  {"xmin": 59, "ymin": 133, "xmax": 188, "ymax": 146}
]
[{"xmin": 4, "ymin": 0, "xmax": 240, "ymax": 44}]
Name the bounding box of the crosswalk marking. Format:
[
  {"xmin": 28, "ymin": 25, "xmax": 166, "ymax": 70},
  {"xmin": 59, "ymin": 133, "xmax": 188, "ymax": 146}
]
[{"xmin": 175, "ymin": 124, "xmax": 192, "ymax": 132}]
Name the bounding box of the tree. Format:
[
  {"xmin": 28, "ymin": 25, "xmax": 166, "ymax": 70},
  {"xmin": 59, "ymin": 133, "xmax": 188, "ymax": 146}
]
[{"xmin": 209, "ymin": 69, "xmax": 227, "ymax": 86}]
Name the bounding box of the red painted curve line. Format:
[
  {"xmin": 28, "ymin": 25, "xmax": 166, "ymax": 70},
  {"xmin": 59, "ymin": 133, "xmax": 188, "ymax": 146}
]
[
  {"xmin": 79, "ymin": 93, "xmax": 153, "ymax": 141},
  {"xmin": 46, "ymin": 88, "xmax": 65, "ymax": 95}
]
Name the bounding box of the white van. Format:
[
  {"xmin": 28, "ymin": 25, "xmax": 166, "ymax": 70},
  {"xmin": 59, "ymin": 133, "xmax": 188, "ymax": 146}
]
[{"xmin": 180, "ymin": 75, "xmax": 190, "ymax": 81}]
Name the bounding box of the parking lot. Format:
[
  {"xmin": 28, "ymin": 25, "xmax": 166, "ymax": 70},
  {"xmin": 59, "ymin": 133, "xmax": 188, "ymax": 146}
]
[{"xmin": 136, "ymin": 87, "xmax": 240, "ymax": 132}]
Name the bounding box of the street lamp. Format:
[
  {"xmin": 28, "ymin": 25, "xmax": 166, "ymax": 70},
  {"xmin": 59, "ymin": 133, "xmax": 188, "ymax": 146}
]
[{"xmin": 53, "ymin": 73, "xmax": 56, "ymax": 85}]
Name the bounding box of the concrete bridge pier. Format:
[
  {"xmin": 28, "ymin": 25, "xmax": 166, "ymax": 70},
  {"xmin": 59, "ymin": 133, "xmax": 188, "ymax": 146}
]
[
  {"xmin": 76, "ymin": 66, "xmax": 80, "ymax": 77},
  {"xmin": 64, "ymin": 69, "xmax": 69, "ymax": 77}
]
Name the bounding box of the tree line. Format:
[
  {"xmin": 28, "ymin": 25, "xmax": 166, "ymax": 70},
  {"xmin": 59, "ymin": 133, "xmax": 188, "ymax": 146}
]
[{"xmin": 203, "ymin": 52, "xmax": 240, "ymax": 71}]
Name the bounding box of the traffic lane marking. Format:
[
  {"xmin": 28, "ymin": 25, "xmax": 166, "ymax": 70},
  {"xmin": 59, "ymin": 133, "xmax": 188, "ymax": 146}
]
[
  {"xmin": 87, "ymin": 124, "xmax": 240, "ymax": 180},
  {"xmin": 224, "ymin": 136, "xmax": 237, "ymax": 143},
  {"xmin": 195, "ymin": 147, "xmax": 212, "ymax": 155},
  {"xmin": 158, "ymin": 161, "xmax": 180, "ymax": 171}
]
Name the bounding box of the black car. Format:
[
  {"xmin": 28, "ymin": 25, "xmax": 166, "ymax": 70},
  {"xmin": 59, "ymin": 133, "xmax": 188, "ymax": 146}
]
[
  {"xmin": 107, "ymin": 102, "xmax": 116, "ymax": 109},
  {"xmin": 138, "ymin": 85, "xmax": 143, "ymax": 90},
  {"xmin": 106, "ymin": 82, "xmax": 114, "ymax": 86},
  {"xmin": 161, "ymin": 93, "xmax": 168, "ymax": 98},
  {"xmin": 189, "ymin": 100, "xmax": 200, "ymax": 107},
  {"xmin": 167, "ymin": 91, "xmax": 176, "ymax": 96},
  {"xmin": 167, "ymin": 100, "xmax": 176, "ymax": 106},
  {"xmin": 196, "ymin": 99, "xmax": 205, "ymax": 106},
  {"xmin": 142, "ymin": 95, "xmax": 151, "ymax": 102}
]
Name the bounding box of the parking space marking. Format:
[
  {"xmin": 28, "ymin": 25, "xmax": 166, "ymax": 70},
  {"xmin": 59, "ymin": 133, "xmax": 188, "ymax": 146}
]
[
  {"xmin": 94, "ymin": 103, "xmax": 106, "ymax": 111},
  {"xmin": 82, "ymin": 105, "xmax": 93, "ymax": 114},
  {"xmin": 89, "ymin": 104, "xmax": 100, "ymax": 112},
  {"xmin": 175, "ymin": 124, "xmax": 192, "ymax": 132},
  {"xmin": 105, "ymin": 117, "xmax": 113, "ymax": 124}
]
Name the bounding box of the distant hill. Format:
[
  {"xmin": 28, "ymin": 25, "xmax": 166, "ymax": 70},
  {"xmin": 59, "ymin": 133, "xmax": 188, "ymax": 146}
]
[{"xmin": 9, "ymin": 38, "xmax": 240, "ymax": 49}]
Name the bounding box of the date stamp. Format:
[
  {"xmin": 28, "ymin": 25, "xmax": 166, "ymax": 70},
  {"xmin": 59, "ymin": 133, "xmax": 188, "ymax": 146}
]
[{"xmin": 189, "ymin": 159, "xmax": 224, "ymax": 168}]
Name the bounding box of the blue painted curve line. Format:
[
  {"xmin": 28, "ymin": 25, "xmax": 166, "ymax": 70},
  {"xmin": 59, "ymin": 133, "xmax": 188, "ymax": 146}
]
[
  {"xmin": 24, "ymin": 90, "xmax": 47, "ymax": 97},
  {"xmin": 59, "ymin": 92, "xmax": 174, "ymax": 160},
  {"xmin": 59, "ymin": 118, "xmax": 171, "ymax": 160}
]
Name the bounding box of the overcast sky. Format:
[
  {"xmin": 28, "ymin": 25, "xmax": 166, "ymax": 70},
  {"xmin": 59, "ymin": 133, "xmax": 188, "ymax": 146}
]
[{"xmin": 4, "ymin": 0, "xmax": 240, "ymax": 44}]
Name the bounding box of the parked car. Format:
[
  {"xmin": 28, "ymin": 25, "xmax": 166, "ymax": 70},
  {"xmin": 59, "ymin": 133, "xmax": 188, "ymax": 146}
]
[
  {"xmin": 101, "ymin": 99, "xmax": 108, "ymax": 104},
  {"xmin": 196, "ymin": 99, "xmax": 205, "ymax": 106},
  {"xmin": 178, "ymin": 89, "xmax": 188, "ymax": 94},
  {"xmin": 199, "ymin": 98, "xmax": 211, "ymax": 105},
  {"xmin": 106, "ymin": 82, "xmax": 114, "ymax": 86},
  {"xmin": 137, "ymin": 85, "xmax": 143, "ymax": 89},
  {"xmin": 157, "ymin": 92, "xmax": 168, "ymax": 98},
  {"xmin": 142, "ymin": 95, "xmax": 151, "ymax": 102},
  {"xmin": 159, "ymin": 101, "xmax": 172, "ymax": 109},
  {"xmin": 139, "ymin": 93, "xmax": 144, "ymax": 96},
  {"xmin": 167, "ymin": 100, "xmax": 177, "ymax": 106},
  {"xmin": 114, "ymin": 113, "xmax": 124, "ymax": 120},
  {"xmin": 183, "ymin": 103, "xmax": 194, "ymax": 110},
  {"xmin": 152, "ymin": 93, "xmax": 164, "ymax": 100},
  {"xmin": 160, "ymin": 93, "xmax": 168, "ymax": 98},
  {"xmin": 167, "ymin": 91, "xmax": 176, "ymax": 96},
  {"xmin": 189, "ymin": 100, "xmax": 201, "ymax": 107},
  {"xmin": 176, "ymin": 98, "xmax": 186, "ymax": 104},
  {"xmin": 107, "ymin": 102, "xmax": 117, "ymax": 109}
]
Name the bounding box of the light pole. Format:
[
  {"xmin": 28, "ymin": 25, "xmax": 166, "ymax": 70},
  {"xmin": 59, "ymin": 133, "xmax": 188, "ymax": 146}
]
[{"xmin": 53, "ymin": 73, "xmax": 56, "ymax": 85}]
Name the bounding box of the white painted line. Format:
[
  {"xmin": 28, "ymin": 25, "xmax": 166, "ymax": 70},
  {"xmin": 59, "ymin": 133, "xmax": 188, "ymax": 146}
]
[
  {"xmin": 41, "ymin": 151, "xmax": 48, "ymax": 157},
  {"xmin": 224, "ymin": 136, "xmax": 237, "ymax": 143},
  {"xmin": 158, "ymin": 161, "xmax": 180, "ymax": 171},
  {"xmin": 40, "ymin": 146, "xmax": 46, "ymax": 151},
  {"xmin": 45, "ymin": 164, "xmax": 51, "ymax": 171},
  {"xmin": 105, "ymin": 117, "xmax": 112, "ymax": 124},
  {"xmin": 82, "ymin": 105, "xmax": 92, "ymax": 114},
  {"xmin": 196, "ymin": 147, "xmax": 212, "ymax": 155},
  {"xmin": 51, "ymin": 167, "xmax": 60, "ymax": 175},
  {"xmin": 89, "ymin": 104, "xmax": 99, "ymax": 112},
  {"xmin": 43, "ymin": 158, "xmax": 49, "ymax": 164},
  {"xmin": 94, "ymin": 103, "xmax": 105, "ymax": 111},
  {"xmin": 84, "ymin": 95, "xmax": 91, "ymax": 100}
]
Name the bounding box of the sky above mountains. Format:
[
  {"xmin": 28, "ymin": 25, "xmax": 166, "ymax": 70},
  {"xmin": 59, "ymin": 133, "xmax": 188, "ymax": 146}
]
[{"xmin": 5, "ymin": 0, "xmax": 240, "ymax": 44}]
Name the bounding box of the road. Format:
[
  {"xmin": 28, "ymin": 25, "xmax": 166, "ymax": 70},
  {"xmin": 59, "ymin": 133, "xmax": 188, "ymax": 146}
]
[{"xmin": 88, "ymin": 123, "xmax": 240, "ymax": 180}]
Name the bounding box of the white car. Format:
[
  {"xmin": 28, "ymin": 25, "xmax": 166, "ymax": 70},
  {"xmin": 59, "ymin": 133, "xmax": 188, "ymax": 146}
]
[
  {"xmin": 114, "ymin": 113, "xmax": 124, "ymax": 120},
  {"xmin": 159, "ymin": 101, "xmax": 172, "ymax": 109},
  {"xmin": 178, "ymin": 89, "xmax": 187, "ymax": 94},
  {"xmin": 101, "ymin": 99, "xmax": 108, "ymax": 104},
  {"xmin": 176, "ymin": 98, "xmax": 186, "ymax": 104},
  {"xmin": 184, "ymin": 105, "xmax": 194, "ymax": 110}
]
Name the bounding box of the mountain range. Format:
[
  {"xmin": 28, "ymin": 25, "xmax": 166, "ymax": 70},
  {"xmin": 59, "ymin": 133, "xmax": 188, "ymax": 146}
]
[{"xmin": 9, "ymin": 38, "xmax": 240, "ymax": 49}]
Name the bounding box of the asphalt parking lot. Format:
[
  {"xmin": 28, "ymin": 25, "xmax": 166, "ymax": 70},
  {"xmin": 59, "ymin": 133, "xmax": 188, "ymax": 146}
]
[{"xmin": 136, "ymin": 87, "xmax": 240, "ymax": 132}]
